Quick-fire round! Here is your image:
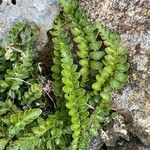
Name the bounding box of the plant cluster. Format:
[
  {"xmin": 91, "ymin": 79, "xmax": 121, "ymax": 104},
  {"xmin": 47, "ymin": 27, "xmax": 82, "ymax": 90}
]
[{"xmin": 0, "ymin": 0, "xmax": 129, "ymax": 150}]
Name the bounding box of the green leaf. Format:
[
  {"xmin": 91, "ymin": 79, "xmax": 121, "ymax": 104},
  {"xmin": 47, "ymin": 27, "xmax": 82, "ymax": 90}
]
[
  {"xmin": 100, "ymin": 91, "xmax": 112, "ymax": 101},
  {"xmin": 118, "ymin": 46, "xmax": 128, "ymax": 54},
  {"xmin": 109, "ymin": 78, "xmax": 123, "ymax": 90},
  {"xmin": 71, "ymin": 28, "xmax": 82, "ymax": 36},
  {"xmin": 77, "ymin": 50, "xmax": 88, "ymax": 58},
  {"xmin": 74, "ymin": 36, "xmax": 86, "ymax": 43},
  {"xmin": 46, "ymin": 140, "xmax": 53, "ymax": 150},
  {"xmin": 71, "ymin": 124, "xmax": 80, "ymax": 130},
  {"xmin": 79, "ymin": 59, "xmax": 88, "ymax": 66},
  {"xmin": 0, "ymin": 138, "xmax": 8, "ymax": 150},
  {"xmin": 116, "ymin": 63, "xmax": 129, "ymax": 72},
  {"xmin": 0, "ymin": 80, "xmax": 9, "ymax": 89},
  {"xmin": 90, "ymin": 61, "xmax": 103, "ymax": 70},
  {"xmin": 90, "ymin": 51, "xmax": 105, "ymax": 60},
  {"xmin": 89, "ymin": 127, "xmax": 98, "ymax": 136},
  {"xmin": 77, "ymin": 42, "xmax": 88, "ymax": 50},
  {"xmin": 114, "ymin": 72, "xmax": 128, "ymax": 82}
]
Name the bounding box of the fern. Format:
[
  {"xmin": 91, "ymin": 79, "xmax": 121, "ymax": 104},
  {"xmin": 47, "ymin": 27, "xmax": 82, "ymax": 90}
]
[{"xmin": 0, "ymin": 1, "xmax": 129, "ymax": 149}]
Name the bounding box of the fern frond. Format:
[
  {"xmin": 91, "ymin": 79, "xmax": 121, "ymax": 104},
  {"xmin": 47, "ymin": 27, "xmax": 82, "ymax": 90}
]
[
  {"xmin": 50, "ymin": 19, "xmax": 64, "ymax": 105},
  {"xmin": 1, "ymin": 22, "xmax": 26, "ymax": 48},
  {"xmin": 52, "ymin": 18, "xmax": 90, "ymax": 150},
  {"xmin": 0, "ymin": 99, "xmax": 12, "ymax": 115},
  {"xmin": 22, "ymin": 83, "xmax": 43, "ymax": 105},
  {"xmin": 9, "ymin": 108, "xmax": 42, "ymax": 137},
  {"xmin": 31, "ymin": 115, "xmax": 58, "ymax": 137},
  {"xmin": 7, "ymin": 134, "xmax": 40, "ymax": 150},
  {"xmin": 92, "ymin": 22, "xmax": 129, "ymax": 92}
]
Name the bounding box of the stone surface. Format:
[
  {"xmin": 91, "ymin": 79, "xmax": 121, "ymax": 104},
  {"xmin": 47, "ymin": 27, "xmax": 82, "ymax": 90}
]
[
  {"xmin": 80, "ymin": 0, "xmax": 150, "ymax": 149},
  {"xmin": 0, "ymin": 0, "xmax": 59, "ymax": 50}
]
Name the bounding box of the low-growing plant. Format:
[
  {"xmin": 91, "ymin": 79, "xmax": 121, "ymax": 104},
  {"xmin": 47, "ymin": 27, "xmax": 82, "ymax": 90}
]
[{"xmin": 0, "ymin": 0, "xmax": 129, "ymax": 150}]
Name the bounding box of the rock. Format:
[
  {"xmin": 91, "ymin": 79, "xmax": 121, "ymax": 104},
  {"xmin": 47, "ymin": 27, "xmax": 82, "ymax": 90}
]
[
  {"xmin": 80, "ymin": 0, "xmax": 150, "ymax": 148},
  {"xmin": 0, "ymin": 0, "xmax": 60, "ymax": 50},
  {"xmin": 100, "ymin": 115, "xmax": 129, "ymax": 147},
  {"xmin": 90, "ymin": 137, "xmax": 104, "ymax": 150}
]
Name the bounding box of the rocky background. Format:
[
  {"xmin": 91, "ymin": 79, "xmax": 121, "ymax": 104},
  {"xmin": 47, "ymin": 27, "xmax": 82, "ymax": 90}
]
[{"xmin": 0, "ymin": 0, "xmax": 150, "ymax": 150}]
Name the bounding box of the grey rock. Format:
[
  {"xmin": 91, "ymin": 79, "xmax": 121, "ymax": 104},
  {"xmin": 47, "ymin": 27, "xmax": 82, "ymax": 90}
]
[
  {"xmin": 90, "ymin": 137, "xmax": 104, "ymax": 150},
  {"xmin": 80, "ymin": 0, "xmax": 150, "ymax": 148},
  {"xmin": 100, "ymin": 115, "xmax": 129, "ymax": 147},
  {"xmin": 0, "ymin": 0, "xmax": 60, "ymax": 50}
]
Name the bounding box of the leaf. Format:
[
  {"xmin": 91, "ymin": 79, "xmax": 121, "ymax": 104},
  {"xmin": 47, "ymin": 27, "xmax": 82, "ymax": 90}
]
[
  {"xmin": 79, "ymin": 59, "xmax": 88, "ymax": 66},
  {"xmin": 89, "ymin": 41, "xmax": 102, "ymax": 51},
  {"xmin": 69, "ymin": 108, "xmax": 78, "ymax": 117},
  {"xmin": 71, "ymin": 28, "xmax": 82, "ymax": 36},
  {"xmin": 105, "ymin": 47, "xmax": 115, "ymax": 55},
  {"xmin": 90, "ymin": 51, "xmax": 105, "ymax": 60},
  {"xmin": 118, "ymin": 46, "xmax": 128, "ymax": 54},
  {"xmin": 109, "ymin": 78, "xmax": 123, "ymax": 90},
  {"xmin": 114, "ymin": 72, "xmax": 128, "ymax": 82},
  {"xmin": 85, "ymin": 33, "xmax": 97, "ymax": 42},
  {"xmin": 0, "ymin": 138, "xmax": 8, "ymax": 150},
  {"xmin": 32, "ymin": 116, "xmax": 55, "ymax": 137},
  {"xmin": 105, "ymin": 54, "xmax": 116, "ymax": 62},
  {"xmin": 92, "ymin": 82, "xmax": 101, "ymax": 91},
  {"xmin": 80, "ymin": 67, "xmax": 88, "ymax": 75},
  {"xmin": 90, "ymin": 61, "xmax": 103, "ymax": 70},
  {"xmin": 77, "ymin": 42, "xmax": 88, "ymax": 50},
  {"xmin": 100, "ymin": 91, "xmax": 112, "ymax": 101},
  {"xmin": 71, "ymin": 116, "xmax": 80, "ymax": 123},
  {"xmin": 2, "ymin": 22, "xmax": 26, "ymax": 48},
  {"xmin": 71, "ymin": 124, "xmax": 80, "ymax": 130},
  {"xmin": 74, "ymin": 36, "xmax": 86, "ymax": 43},
  {"xmin": 77, "ymin": 50, "xmax": 88, "ymax": 58},
  {"xmin": 0, "ymin": 80, "xmax": 9, "ymax": 89},
  {"xmin": 89, "ymin": 127, "xmax": 98, "ymax": 136},
  {"xmin": 116, "ymin": 63, "xmax": 129, "ymax": 72},
  {"xmin": 46, "ymin": 140, "xmax": 53, "ymax": 150}
]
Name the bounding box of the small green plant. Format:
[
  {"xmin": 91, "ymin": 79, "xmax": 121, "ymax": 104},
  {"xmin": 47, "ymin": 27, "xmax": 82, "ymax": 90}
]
[{"xmin": 0, "ymin": 0, "xmax": 129, "ymax": 150}]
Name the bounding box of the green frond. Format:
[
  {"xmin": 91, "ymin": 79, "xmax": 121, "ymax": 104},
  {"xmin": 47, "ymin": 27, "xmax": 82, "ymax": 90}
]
[
  {"xmin": 51, "ymin": 19, "xmax": 64, "ymax": 103},
  {"xmin": 22, "ymin": 83, "xmax": 43, "ymax": 105},
  {"xmin": 7, "ymin": 134, "xmax": 40, "ymax": 150},
  {"xmin": 9, "ymin": 108, "xmax": 42, "ymax": 137},
  {"xmin": 1, "ymin": 22, "xmax": 26, "ymax": 48},
  {"xmin": 31, "ymin": 115, "xmax": 59, "ymax": 137},
  {"xmin": 0, "ymin": 99, "xmax": 13, "ymax": 115}
]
